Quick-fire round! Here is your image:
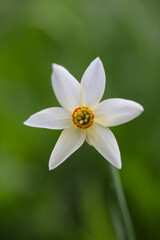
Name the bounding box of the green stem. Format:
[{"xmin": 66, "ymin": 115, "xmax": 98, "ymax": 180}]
[{"xmin": 109, "ymin": 165, "xmax": 136, "ymax": 240}]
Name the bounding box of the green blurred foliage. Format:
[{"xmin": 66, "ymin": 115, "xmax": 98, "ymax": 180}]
[{"xmin": 0, "ymin": 0, "xmax": 160, "ymax": 239}]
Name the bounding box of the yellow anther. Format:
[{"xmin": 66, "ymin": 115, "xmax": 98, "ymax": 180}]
[
  {"xmin": 84, "ymin": 119, "xmax": 88, "ymax": 123},
  {"xmin": 77, "ymin": 116, "xmax": 82, "ymax": 120},
  {"xmin": 85, "ymin": 114, "xmax": 89, "ymax": 119},
  {"xmin": 79, "ymin": 120, "xmax": 84, "ymax": 124},
  {"xmin": 78, "ymin": 111, "xmax": 83, "ymax": 116}
]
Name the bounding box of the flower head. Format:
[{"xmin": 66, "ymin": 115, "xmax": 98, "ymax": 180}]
[{"xmin": 24, "ymin": 57, "xmax": 144, "ymax": 170}]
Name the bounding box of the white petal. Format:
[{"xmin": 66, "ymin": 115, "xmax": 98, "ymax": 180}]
[
  {"xmin": 49, "ymin": 126, "xmax": 86, "ymax": 170},
  {"xmin": 86, "ymin": 135, "xmax": 93, "ymax": 146},
  {"xmin": 81, "ymin": 57, "xmax": 106, "ymax": 109},
  {"xmin": 87, "ymin": 123, "xmax": 121, "ymax": 169},
  {"xmin": 24, "ymin": 107, "xmax": 72, "ymax": 129},
  {"xmin": 51, "ymin": 64, "xmax": 81, "ymax": 112},
  {"xmin": 94, "ymin": 98, "xmax": 144, "ymax": 127}
]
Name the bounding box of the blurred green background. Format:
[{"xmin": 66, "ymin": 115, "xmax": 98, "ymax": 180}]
[{"xmin": 0, "ymin": 0, "xmax": 160, "ymax": 239}]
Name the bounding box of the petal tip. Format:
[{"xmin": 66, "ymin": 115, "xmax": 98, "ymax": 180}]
[
  {"xmin": 49, "ymin": 161, "xmax": 55, "ymax": 171},
  {"xmin": 49, "ymin": 157, "xmax": 60, "ymax": 171},
  {"xmin": 114, "ymin": 159, "xmax": 122, "ymax": 169},
  {"xmin": 23, "ymin": 120, "xmax": 29, "ymax": 126},
  {"xmin": 117, "ymin": 162, "xmax": 122, "ymax": 169},
  {"xmin": 94, "ymin": 56, "xmax": 102, "ymax": 64},
  {"xmin": 52, "ymin": 63, "xmax": 58, "ymax": 70},
  {"xmin": 52, "ymin": 63, "xmax": 62, "ymax": 72},
  {"xmin": 95, "ymin": 56, "xmax": 100, "ymax": 60},
  {"xmin": 49, "ymin": 165, "xmax": 53, "ymax": 171},
  {"xmin": 140, "ymin": 104, "xmax": 144, "ymax": 112},
  {"xmin": 23, "ymin": 118, "xmax": 34, "ymax": 127},
  {"xmin": 136, "ymin": 103, "xmax": 144, "ymax": 115}
]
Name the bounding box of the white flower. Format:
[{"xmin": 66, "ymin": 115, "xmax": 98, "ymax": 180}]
[{"xmin": 24, "ymin": 57, "xmax": 144, "ymax": 170}]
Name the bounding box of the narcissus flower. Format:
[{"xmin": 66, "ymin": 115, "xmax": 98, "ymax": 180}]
[{"xmin": 24, "ymin": 58, "xmax": 144, "ymax": 170}]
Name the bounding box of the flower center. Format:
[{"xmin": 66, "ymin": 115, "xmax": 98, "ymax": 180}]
[{"xmin": 72, "ymin": 107, "xmax": 94, "ymax": 129}]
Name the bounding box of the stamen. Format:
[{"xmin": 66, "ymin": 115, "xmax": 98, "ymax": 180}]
[
  {"xmin": 78, "ymin": 112, "xmax": 83, "ymax": 116},
  {"xmin": 79, "ymin": 120, "xmax": 84, "ymax": 124}
]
